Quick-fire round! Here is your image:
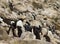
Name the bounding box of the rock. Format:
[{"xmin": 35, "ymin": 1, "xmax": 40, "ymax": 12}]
[
  {"xmin": 20, "ymin": 31, "xmax": 36, "ymax": 40},
  {"xmin": 0, "ymin": 0, "xmax": 8, "ymax": 8},
  {"xmin": 41, "ymin": 8, "xmax": 58, "ymax": 19},
  {"xmin": 0, "ymin": 26, "xmax": 9, "ymax": 40},
  {"xmin": 55, "ymin": 30, "xmax": 60, "ymax": 37},
  {"xmin": 47, "ymin": 31, "xmax": 60, "ymax": 44},
  {"xmin": 36, "ymin": 15, "xmax": 44, "ymax": 21},
  {"xmin": 14, "ymin": 4, "xmax": 27, "ymax": 12},
  {"xmin": 17, "ymin": 15, "xmax": 26, "ymax": 20},
  {"xmin": 48, "ymin": 31, "xmax": 54, "ymax": 40},
  {"xmin": 9, "ymin": 38, "xmax": 52, "ymax": 44},
  {"xmin": 0, "ymin": 41, "xmax": 8, "ymax": 44},
  {"xmin": 42, "ymin": 28, "xmax": 48, "ymax": 36},
  {"xmin": 30, "ymin": 20, "xmax": 42, "ymax": 27}
]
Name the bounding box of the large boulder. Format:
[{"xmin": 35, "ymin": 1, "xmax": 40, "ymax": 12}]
[{"xmin": 0, "ymin": 26, "xmax": 9, "ymax": 40}]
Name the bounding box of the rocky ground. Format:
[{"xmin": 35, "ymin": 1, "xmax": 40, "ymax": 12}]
[{"xmin": 0, "ymin": 0, "xmax": 60, "ymax": 44}]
